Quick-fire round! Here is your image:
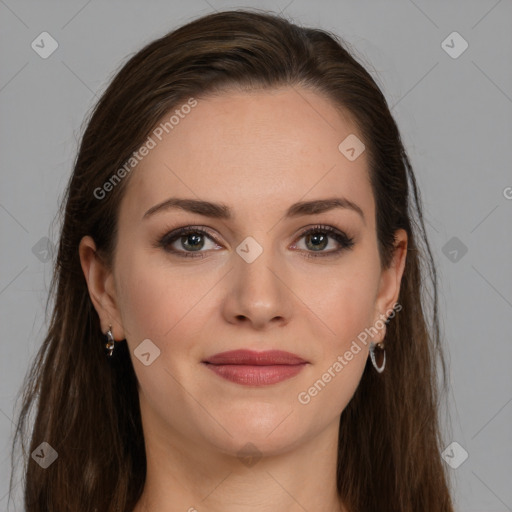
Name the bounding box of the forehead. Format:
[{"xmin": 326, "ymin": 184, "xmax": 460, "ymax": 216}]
[{"xmin": 120, "ymin": 86, "xmax": 374, "ymax": 226}]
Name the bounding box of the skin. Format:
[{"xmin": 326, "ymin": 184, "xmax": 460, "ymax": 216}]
[{"xmin": 79, "ymin": 86, "xmax": 407, "ymax": 512}]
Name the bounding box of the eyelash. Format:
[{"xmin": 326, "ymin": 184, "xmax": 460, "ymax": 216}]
[{"xmin": 156, "ymin": 224, "xmax": 355, "ymax": 260}]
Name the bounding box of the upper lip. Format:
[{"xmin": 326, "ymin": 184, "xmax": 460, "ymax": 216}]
[{"xmin": 203, "ymin": 349, "xmax": 308, "ymax": 365}]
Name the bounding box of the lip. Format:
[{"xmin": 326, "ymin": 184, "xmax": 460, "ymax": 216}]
[
  {"xmin": 203, "ymin": 349, "xmax": 308, "ymax": 365},
  {"xmin": 202, "ymin": 349, "xmax": 309, "ymax": 386}
]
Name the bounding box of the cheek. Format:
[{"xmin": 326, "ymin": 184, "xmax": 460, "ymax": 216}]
[
  {"xmin": 115, "ymin": 251, "xmax": 219, "ymax": 345},
  {"xmin": 310, "ymin": 263, "xmax": 380, "ymax": 352},
  {"xmin": 114, "ymin": 249, "xmax": 180, "ymax": 343},
  {"xmin": 294, "ymin": 269, "xmax": 377, "ymax": 421}
]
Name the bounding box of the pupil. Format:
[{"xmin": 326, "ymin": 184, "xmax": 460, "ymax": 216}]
[
  {"xmin": 183, "ymin": 233, "xmax": 203, "ymax": 251},
  {"xmin": 307, "ymin": 233, "xmax": 327, "ymax": 251}
]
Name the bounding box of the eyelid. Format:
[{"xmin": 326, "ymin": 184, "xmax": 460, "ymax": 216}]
[
  {"xmin": 291, "ymin": 224, "xmax": 355, "ymax": 255},
  {"xmin": 156, "ymin": 223, "xmax": 355, "ymax": 258},
  {"xmin": 157, "ymin": 224, "xmax": 221, "ymax": 248}
]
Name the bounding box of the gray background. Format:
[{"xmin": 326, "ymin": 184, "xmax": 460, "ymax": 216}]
[{"xmin": 1, "ymin": 0, "xmax": 511, "ymax": 510}]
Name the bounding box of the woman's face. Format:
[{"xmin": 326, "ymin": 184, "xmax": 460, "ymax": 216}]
[{"xmin": 82, "ymin": 86, "xmax": 406, "ymax": 457}]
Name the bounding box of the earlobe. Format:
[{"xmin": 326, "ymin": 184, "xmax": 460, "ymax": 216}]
[{"xmin": 78, "ymin": 235, "xmax": 124, "ymax": 340}]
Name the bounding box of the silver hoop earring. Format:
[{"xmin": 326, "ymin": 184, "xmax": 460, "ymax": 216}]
[
  {"xmin": 105, "ymin": 325, "xmax": 115, "ymax": 357},
  {"xmin": 369, "ymin": 341, "xmax": 386, "ymax": 373}
]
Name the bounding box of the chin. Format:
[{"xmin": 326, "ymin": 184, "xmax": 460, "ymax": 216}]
[{"xmin": 197, "ymin": 408, "xmax": 307, "ymax": 457}]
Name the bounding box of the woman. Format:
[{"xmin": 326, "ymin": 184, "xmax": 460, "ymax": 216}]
[{"xmin": 10, "ymin": 9, "xmax": 455, "ymax": 512}]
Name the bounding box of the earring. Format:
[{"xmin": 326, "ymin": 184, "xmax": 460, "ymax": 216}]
[
  {"xmin": 105, "ymin": 325, "xmax": 115, "ymax": 357},
  {"xmin": 369, "ymin": 341, "xmax": 386, "ymax": 373}
]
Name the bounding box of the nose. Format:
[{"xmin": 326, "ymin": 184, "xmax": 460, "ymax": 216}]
[{"xmin": 221, "ymin": 240, "xmax": 294, "ymax": 331}]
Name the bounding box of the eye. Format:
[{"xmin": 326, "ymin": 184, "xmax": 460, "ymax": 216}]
[
  {"xmin": 291, "ymin": 224, "xmax": 355, "ymax": 258},
  {"xmin": 157, "ymin": 226, "xmax": 221, "ymax": 258},
  {"xmin": 156, "ymin": 224, "xmax": 355, "ymax": 259}
]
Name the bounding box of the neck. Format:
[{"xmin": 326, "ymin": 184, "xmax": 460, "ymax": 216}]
[{"xmin": 133, "ymin": 405, "xmax": 346, "ymax": 512}]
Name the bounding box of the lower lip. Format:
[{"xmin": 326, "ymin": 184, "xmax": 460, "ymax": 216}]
[{"xmin": 203, "ymin": 363, "xmax": 307, "ymax": 386}]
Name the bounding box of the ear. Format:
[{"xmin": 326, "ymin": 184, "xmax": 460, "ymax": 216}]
[
  {"xmin": 372, "ymin": 228, "xmax": 408, "ymax": 342},
  {"xmin": 78, "ymin": 235, "xmax": 125, "ymax": 340}
]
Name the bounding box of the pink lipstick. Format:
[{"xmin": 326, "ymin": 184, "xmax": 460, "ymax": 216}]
[{"xmin": 202, "ymin": 349, "xmax": 308, "ymax": 386}]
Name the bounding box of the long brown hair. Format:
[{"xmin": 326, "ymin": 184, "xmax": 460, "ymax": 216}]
[{"xmin": 9, "ymin": 9, "xmax": 454, "ymax": 511}]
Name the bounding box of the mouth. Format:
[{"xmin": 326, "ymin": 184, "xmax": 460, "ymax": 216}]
[{"xmin": 202, "ymin": 349, "xmax": 309, "ymax": 386}]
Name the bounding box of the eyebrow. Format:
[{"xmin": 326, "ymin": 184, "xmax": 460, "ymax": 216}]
[{"xmin": 143, "ymin": 197, "xmax": 365, "ymax": 224}]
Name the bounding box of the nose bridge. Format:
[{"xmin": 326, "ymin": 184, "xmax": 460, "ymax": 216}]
[
  {"xmin": 225, "ymin": 231, "xmax": 292, "ymax": 327},
  {"xmin": 235, "ymin": 232, "xmax": 279, "ymax": 294}
]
